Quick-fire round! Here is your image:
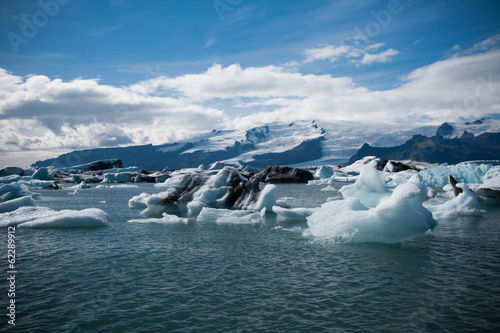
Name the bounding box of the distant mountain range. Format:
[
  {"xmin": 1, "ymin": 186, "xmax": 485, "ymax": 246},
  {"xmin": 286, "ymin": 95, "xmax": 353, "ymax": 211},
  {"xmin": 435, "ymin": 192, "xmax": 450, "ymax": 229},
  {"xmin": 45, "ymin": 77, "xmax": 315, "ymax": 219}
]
[{"xmin": 33, "ymin": 118, "xmax": 500, "ymax": 170}]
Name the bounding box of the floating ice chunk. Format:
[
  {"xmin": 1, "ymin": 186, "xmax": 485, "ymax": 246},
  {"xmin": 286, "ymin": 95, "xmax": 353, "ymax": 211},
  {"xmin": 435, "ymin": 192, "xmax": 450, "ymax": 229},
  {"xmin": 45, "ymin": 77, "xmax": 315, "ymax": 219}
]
[
  {"xmin": 246, "ymin": 184, "xmax": 277, "ymax": 211},
  {"xmin": 0, "ymin": 175, "xmax": 22, "ymax": 184},
  {"xmin": 483, "ymin": 166, "xmax": 500, "ymax": 189},
  {"xmin": 0, "ymin": 196, "xmax": 36, "ymax": 213},
  {"xmin": 128, "ymin": 212, "xmax": 188, "ymax": 224},
  {"xmin": 140, "ymin": 194, "xmax": 169, "ymax": 216},
  {"xmin": 102, "ymin": 172, "xmax": 134, "ymax": 183},
  {"xmin": 307, "ymin": 177, "xmax": 436, "ymax": 243},
  {"xmin": 97, "ymin": 184, "xmax": 138, "ymax": 189},
  {"xmin": 31, "ymin": 167, "xmax": 55, "ymax": 181},
  {"xmin": 340, "ymin": 165, "xmax": 390, "ymax": 207},
  {"xmin": 430, "ymin": 184, "xmax": 486, "ymax": 219},
  {"xmin": 272, "ymin": 206, "xmax": 317, "ymax": 221},
  {"xmin": 0, "ymin": 182, "xmax": 40, "ymax": 200},
  {"xmin": 321, "ymin": 185, "xmax": 336, "ymax": 192},
  {"xmin": 0, "ymin": 166, "xmax": 24, "ymax": 177},
  {"xmin": 0, "ymin": 206, "xmax": 108, "ymax": 228},
  {"xmin": 315, "ymin": 166, "xmax": 334, "ymax": 179},
  {"xmin": 68, "ymin": 182, "xmax": 91, "ymax": 189},
  {"xmin": 197, "ymin": 207, "xmax": 262, "ymax": 225}
]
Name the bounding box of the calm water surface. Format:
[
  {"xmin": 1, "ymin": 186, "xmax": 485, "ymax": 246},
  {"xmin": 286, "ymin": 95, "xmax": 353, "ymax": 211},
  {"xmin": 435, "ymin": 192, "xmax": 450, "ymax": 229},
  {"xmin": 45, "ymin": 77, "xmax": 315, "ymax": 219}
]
[{"xmin": 2, "ymin": 183, "xmax": 500, "ymax": 332}]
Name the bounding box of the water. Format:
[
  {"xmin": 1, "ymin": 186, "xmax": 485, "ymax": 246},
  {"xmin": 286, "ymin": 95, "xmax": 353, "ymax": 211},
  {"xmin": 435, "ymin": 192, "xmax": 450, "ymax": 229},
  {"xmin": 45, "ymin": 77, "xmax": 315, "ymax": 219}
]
[{"xmin": 2, "ymin": 183, "xmax": 500, "ymax": 332}]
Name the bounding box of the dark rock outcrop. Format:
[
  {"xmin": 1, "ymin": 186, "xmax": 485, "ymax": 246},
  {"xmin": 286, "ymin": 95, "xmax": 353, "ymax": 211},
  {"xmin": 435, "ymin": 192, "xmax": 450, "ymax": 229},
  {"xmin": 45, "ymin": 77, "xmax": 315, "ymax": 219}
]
[
  {"xmin": 348, "ymin": 132, "xmax": 500, "ymax": 165},
  {"xmin": 255, "ymin": 166, "xmax": 314, "ymax": 183}
]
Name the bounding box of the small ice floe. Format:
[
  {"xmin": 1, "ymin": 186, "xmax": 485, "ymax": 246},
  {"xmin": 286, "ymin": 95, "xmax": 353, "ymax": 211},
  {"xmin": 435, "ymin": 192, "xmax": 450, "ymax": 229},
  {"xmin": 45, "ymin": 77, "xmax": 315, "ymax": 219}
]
[
  {"xmin": 197, "ymin": 207, "xmax": 263, "ymax": 225},
  {"xmin": 0, "ymin": 196, "xmax": 36, "ymax": 214},
  {"xmin": 272, "ymin": 206, "xmax": 318, "ymax": 222},
  {"xmin": 321, "ymin": 185, "xmax": 336, "ymax": 192},
  {"xmin": 0, "ymin": 206, "xmax": 108, "ymax": 228},
  {"xmin": 128, "ymin": 212, "xmax": 188, "ymax": 224}
]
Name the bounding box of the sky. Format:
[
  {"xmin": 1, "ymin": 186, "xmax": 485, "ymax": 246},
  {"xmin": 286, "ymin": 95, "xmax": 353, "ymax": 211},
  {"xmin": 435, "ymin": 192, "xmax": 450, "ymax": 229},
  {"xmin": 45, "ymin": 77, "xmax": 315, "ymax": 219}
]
[{"xmin": 0, "ymin": 0, "xmax": 500, "ymax": 167}]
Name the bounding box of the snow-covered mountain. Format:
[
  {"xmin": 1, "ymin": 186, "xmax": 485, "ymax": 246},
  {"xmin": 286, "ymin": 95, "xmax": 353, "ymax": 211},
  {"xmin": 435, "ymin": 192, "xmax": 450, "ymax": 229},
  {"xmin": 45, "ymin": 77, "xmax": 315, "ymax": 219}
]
[{"xmin": 33, "ymin": 118, "xmax": 500, "ymax": 170}]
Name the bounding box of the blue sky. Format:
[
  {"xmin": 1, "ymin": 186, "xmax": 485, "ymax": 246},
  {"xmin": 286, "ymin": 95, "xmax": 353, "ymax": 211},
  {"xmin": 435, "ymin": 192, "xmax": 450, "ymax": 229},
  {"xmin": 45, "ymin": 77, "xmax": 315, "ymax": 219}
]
[{"xmin": 1, "ymin": 0, "xmax": 500, "ymax": 165}]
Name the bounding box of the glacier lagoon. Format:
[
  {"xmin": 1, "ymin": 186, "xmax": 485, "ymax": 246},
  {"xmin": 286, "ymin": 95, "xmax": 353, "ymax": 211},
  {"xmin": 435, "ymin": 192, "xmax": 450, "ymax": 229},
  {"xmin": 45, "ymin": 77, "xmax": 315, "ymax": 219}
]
[{"xmin": 3, "ymin": 182, "xmax": 500, "ymax": 332}]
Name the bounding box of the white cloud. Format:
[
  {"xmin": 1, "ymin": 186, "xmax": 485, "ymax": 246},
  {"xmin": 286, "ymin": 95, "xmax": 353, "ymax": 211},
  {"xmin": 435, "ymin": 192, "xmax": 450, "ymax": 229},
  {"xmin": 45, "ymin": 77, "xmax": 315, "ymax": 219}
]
[
  {"xmin": 1, "ymin": 35, "xmax": 499, "ymax": 165},
  {"xmin": 204, "ymin": 37, "xmax": 216, "ymax": 48},
  {"xmin": 465, "ymin": 33, "xmax": 500, "ymax": 54},
  {"xmin": 302, "ymin": 42, "xmax": 398, "ymax": 66},
  {"xmin": 359, "ymin": 48, "xmax": 399, "ymax": 65}
]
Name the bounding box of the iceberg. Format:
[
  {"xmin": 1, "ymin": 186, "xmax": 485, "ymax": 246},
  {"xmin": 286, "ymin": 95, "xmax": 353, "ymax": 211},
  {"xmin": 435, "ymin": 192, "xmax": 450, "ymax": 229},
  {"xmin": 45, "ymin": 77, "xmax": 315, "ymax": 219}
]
[
  {"xmin": 272, "ymin": 206, "xmax": 317, "ymax": 221},
  {"xmin": 0, "ymin": 175, "xmax": 22, "ymax": 184},
  {"xmin": 102, "ymin": 172, "xmax": 134, "ymax": 183},
  {"xmin": 0, "ymin": 182, "xmax": 40, "ymax": 200},
  {"xmin": 136, "ymin": 167, "xmax": 277, "ymax": 217},
  {"xmin": 419, "ymin": 162, "xmax": 494, "ymax": 188},
  {"xmin": 339, "ymin": 165, "xmax": 390, "ymax": 207},
  {"xmin": 128, "ymin": 193, "xmax": 151, "ymax": 209},
  {"xmin": 128, "ymin": 212, "xmax": 188, "ymax": 224},
  {"xmin": 31, "ymin": 167, "xmax": 55, "ymax": 181},
  {"xmin": 197, "ymin": 207, "xmax": 263, "ymax": 225},
  {"xmin": 0, "ymin": 206, "xmax": 108, "ymax": 228},
  {"xmin": 429, "ymin": 184, "xmax": 486, "ymax": 219},
  {"xmin": 306, "ymin": 175, "xmax": 437, "ymax": 243},
  {"xmin": 0, "ymin": 196, "xmax": 37, "ymax": 213},
  {"xmin": 315, "ymin": 165, "xmax": 334, "ymax": 179},
  {"xmin": 483, "ymin": 166, "xmax": 500, "ymax": 189}
]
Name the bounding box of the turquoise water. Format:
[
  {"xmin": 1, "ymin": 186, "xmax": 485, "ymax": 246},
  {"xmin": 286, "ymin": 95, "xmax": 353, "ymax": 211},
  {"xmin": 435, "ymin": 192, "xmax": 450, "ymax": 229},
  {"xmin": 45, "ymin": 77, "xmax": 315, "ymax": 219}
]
[{"xmin": 3, "ymin": 183, "xmax": 500, "ymax": 332}]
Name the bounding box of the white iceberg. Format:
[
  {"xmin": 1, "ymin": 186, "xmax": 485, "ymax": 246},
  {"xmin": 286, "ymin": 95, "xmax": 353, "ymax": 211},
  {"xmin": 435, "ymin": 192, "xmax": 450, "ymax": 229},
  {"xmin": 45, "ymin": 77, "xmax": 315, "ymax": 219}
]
[
  {"xmin": 128, "ymin": 212, "xmax": 188, "ymax": 224},
  {"xmin": 429, "ymin": 184, "xmax": 486, "ymax": 219},
  {"xmin": 197, "ymin": 207, "xmax": 263, "ymax": 225},
  {"xmin": 0, "ymin": 206, "xmax": 108, "ymax": 228},
  {"xmin": 140, "ymin": 167, "xmax": 277, "ymax": 217},
  {"xmin": 272, "ymin": 206, "xmax": 317, "ymax": 221},
  {"xmin": 339, "ymin": 165, "xmax": 390, "ymax": 208},
  {"xmin": 306, "ymin": 175, "xmax": 437, "ymax": 243},
  {"xmin": 0, "ymin": 196, "xmax": 37, "ymax": 213},
  {"xmin": 315, "ymin": 165, "xmax": 334, "ymax": 179},
  {"xmin": 419, "ymin": 162, "xmax": 494, "ymax": 188},
  {"xmin": 483, "ymin": 166, "xmax": 500, "ymax": 189}
]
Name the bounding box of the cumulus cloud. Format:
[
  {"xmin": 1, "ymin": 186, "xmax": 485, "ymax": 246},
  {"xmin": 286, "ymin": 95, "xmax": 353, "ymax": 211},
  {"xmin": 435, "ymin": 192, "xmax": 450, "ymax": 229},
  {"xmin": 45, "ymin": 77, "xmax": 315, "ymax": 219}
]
[{"xmin": 1, "ymin": 35, "xmax": 499, "ymax": 165}]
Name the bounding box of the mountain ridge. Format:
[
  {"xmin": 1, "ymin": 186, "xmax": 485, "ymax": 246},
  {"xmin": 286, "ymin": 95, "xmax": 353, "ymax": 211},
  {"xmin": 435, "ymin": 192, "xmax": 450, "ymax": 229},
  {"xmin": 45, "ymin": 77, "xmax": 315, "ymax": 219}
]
[{"xmin": 32, "ymin": 118, "xmax": 500, "ymax": 169}]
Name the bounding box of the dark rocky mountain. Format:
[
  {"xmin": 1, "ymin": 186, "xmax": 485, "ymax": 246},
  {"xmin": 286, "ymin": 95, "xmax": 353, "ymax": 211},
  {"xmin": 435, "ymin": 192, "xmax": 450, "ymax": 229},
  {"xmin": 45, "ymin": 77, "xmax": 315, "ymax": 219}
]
[{"xmin": 348, "ymin": 132, "xmax": 500, "ymax": 165}]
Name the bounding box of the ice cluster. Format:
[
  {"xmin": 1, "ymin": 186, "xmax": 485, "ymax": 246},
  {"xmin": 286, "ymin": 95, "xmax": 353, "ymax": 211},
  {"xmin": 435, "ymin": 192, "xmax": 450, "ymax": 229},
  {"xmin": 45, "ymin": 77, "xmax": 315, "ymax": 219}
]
[
  {"xmin": 419, "ymin": 162, "xmax": 495, "ymax": 188},
  {"xmin": 0, "ymin": 173, "xmax": 108, "ymax": 228},
  {"xmin": 129, "ymin": 166, "xmax": 276, "ymax": 218}
]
